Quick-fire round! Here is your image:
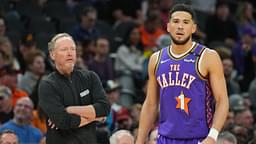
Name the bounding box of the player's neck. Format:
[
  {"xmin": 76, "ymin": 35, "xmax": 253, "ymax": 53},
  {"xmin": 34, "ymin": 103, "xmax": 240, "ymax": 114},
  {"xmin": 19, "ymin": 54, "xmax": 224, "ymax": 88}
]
[{"xmin": 171, "ymin": 41, "xmax": 194, "ymax": 55}]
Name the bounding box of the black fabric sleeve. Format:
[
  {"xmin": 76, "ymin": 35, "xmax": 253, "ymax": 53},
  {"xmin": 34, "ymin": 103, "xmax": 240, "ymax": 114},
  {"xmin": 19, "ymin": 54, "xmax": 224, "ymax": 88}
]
[
  {"xmin": 88, "ymin": 71, "xmax": 110, "ymax": 117},
  {"xmin": 38, "ymin": 79, "xmax": 80, "ymax": 130}
]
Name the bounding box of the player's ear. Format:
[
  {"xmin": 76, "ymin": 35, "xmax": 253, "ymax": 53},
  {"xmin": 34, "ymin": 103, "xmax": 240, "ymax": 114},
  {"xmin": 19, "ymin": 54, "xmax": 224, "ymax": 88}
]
[
  {"xmin": 167, "ymin": 22, "xmax": 171, "ymax": 33},
  {"xmin": 192, "ymin": 23, "xmax": 197, "ymax": 34}
]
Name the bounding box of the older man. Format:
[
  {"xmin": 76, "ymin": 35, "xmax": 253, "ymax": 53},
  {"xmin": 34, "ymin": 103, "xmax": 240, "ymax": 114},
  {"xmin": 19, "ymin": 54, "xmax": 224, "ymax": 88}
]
[
  {"xmin": 0, "ymin": 97, "xmax": 43, "ymax": 143},
  {"xmin": 38, "ymin": 33, "xmax": 110, "ymax": 144},
  {"xmin": 109, "ymin": 130, "xmax": 134, "ymax": 144}
]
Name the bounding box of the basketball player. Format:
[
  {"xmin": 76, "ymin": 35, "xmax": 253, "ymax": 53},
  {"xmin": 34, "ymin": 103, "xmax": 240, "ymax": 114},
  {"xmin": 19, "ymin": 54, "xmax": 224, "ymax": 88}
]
[{"xmin": 136, "ymin": 4, "xmax": 229, "ymax": 144}]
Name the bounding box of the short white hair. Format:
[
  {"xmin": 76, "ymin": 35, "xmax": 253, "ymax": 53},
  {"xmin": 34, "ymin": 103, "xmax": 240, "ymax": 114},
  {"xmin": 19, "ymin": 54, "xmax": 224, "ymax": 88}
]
[
  {"xmin": 217, "ymin": 131, "xmax": 237, "ymax": 144},
  {"xmin": 109, "ymin": 130, "xmax": 134, "ymax": 144},
  {"xmin": 48, "ymin": 33, "xmax": 74, "ymax": 52}
]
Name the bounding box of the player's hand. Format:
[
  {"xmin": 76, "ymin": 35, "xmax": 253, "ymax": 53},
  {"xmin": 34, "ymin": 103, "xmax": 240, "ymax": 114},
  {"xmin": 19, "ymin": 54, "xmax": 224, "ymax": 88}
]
[
  {"xmin": 200, "ymin": 136, "xmax": 216, "ymax": 144},
  {"xmin": 48, "ymin": 119, "xmax": 58, "ymax": 130}
]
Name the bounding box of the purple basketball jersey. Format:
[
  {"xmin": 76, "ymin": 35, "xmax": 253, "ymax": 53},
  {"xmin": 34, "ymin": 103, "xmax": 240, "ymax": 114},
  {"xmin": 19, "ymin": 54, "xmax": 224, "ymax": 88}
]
[{"xmin": 155, "ymin": 43, "xmax": 214, "ymax": 139}]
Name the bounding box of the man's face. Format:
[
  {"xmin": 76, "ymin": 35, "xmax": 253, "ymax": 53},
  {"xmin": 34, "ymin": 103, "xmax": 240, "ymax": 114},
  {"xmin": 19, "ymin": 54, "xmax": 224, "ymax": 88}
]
[
  {"xmin": 0, "ymin": 96, "xmax": 11, "ymax": 112},
  {"xmin": 29, "ymin": 55, "xmax": 45, "ymax": 75},
  {"xmin": 0, "ymin": 133, "xmax": 18, "ymax": 144},
  {"xmin": 14, "ymin": 98, "xmax": 33, "ymax": 121},
  {"xmin": 0, "ymin": 73, "xmax": 18, "ymax": 90},
  {"xmin": 81, "ymin": 11, "xmax": 97, "ymax": 29},
  {"xmin": 96, "ymin": 38, "xmax": 109, "ymax": 56},
  {"xmin": 222, "ymin": 58, "xmax": 233, "ymax": 77},
  {"xmin": 50, "ymin": 37, "xmax": 77, "ymax": 73},
  {"xmin": 167, "ymin": 11, "xmax": 196, "ymax": 45},
  {"xmin": 235, "ymin": 110, "xmax": 254, "ymax": 129}
]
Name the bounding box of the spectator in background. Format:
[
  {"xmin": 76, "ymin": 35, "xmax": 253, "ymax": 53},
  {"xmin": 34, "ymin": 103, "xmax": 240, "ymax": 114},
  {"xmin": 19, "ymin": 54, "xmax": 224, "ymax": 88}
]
[
  {"xmin": 0, "ymin": 97, "xmax": 43, "ymax": 144},
  {"xmin": 0, "ymin": 18, "xmax": 6, "ymax": 37},
  {"xmin": 71, "ymin": 6, "xmax": 100, "ymax": 42},
  {"xmin": 0, "ymin": 36, "xmax": 20, "ymax": 70},
  {"xmin": 15, "ymin": 33, "xmax": 37, "ymax": 74},
  {"xmin": 230, "ymin": 125, "xmax": 249, "ymax": 144},
  {"xmin": 129, "ymin": 103, "xmax": 142, "ymax": 128},
  {"xmin": 148, "ymin": 128, "xmax": 158, "ymax": 144},
  {"xmin": 80, "ymin": 39, "xmax": 95, "ymax": 66},
  {"xmin": 0, "ymin": 86, "xmax": 13, "ymax": 125},
  {"xmin": 222, "ymin": 57, "xmax": 240, "ymax": 95},
  {"xmin": 104, "ymin": 80, "xmax": 123, "ymax": 133},
  {"xmin": 229, "ymin": 94, "xmax": 245, "ymax": 112},
  {"xmin": 158, "ymin": 0, "xmax": 174, "ymax": 30},
  {"xmin": 115, "ymin": 24, "xmax": 145, "ymax": 107},
  {"xmin": 0, "ymin": 50, "xmax": 10, "ymax": 68},
  {"xmin": 109, "ymin": 130, "xmax": 134, "ymax": 144},
  {"xmin": 0, "ymin": 130, "xmax": 19, "ymax": 144},
  {"xmin": 115, "ymin": 107, "xmax": 132, "ymax": 131},
  {"xmin": 205, "ymin": 1, "xmax": 238, "ymax": 48},
  {"xmin": 234, "ymin": 109, "xmax": 254, "ymax": 130},
  {"xmin": 249, "ymin": 77, "xmax": 256, "ymax": 111},
  {"xmin": 236, "ymin": 2, "xmax": 256, "ymax": 38},
  {"xmin": 17, "ymin": 49, "xmax": 45, "ymax": 95},
  {"xmin": 139, "ymin": 10, "xmax": 165, "ymax": 54},
  {"xmin": 242, "ymin": 93, "xmax": 253, "ymax": 110},
  {"xmin": 232, "ymin": 26, "xmax": 256, "ymax": 92},
  {"xmin": 217, "ymin": 131, "xmax": 237, "ymax": 144},
  {"xmin": 75, "ymin": 42, "xmax": 87, "ymax": 70},
  {"xmin": 108, "ymin": 0, "xmax": 143, "ymax": 26},
  {"xmin": 87, "ymin": 37, "xmax": 115, "ymax": 84},
  {"xmin": 0, "ymin": 64, "xmax": 28, "ymax": 106}
]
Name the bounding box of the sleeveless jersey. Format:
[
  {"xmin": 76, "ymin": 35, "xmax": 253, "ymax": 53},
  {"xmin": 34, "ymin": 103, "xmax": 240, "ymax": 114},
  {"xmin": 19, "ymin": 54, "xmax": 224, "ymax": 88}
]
[{"xmin": 155, "ymin": 43, "xmax": 215, "ymax": 139}]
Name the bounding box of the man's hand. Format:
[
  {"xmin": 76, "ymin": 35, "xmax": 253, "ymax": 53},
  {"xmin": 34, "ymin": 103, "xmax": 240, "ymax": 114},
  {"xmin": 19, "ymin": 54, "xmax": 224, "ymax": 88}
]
[
  {"xmin": 66, "ymin": 106, "xmax": 75, "ymax": 114},
  {"xmin": 66, "ymin": 106, "xmax": 106, "ymax": 122},
  {"xmin": 200, "ymin": 136, "xmax": 216, "ymax": 144}
]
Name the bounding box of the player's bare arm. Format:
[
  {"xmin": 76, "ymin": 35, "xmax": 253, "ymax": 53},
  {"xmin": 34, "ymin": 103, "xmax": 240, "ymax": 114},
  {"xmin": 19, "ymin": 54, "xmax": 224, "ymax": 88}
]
[
  {"xmin": 136, "ymin": 51, "xmax": 160, "ymax": 144},
  {"xmin": 200, "ymin": 49, "xmax": 229, "ymax": 143}
]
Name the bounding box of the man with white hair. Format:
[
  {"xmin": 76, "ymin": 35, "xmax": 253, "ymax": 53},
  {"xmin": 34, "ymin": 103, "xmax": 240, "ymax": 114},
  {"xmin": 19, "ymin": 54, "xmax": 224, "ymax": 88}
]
[
  {"xmin": 38, "ymin": 33, "xmax": 110, "ymax": 144},
  {"xmin": 217, "ymin": 131, "xmax": 237, "ymax": 144},
  {"xmin": 109, "ymin": 130, "xmax": 134, "ymax": 144}
]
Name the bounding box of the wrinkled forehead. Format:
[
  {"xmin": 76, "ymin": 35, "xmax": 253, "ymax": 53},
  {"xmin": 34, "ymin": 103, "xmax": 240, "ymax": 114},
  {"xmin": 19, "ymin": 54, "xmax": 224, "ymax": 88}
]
[{"xmin": 55, "ymin": 37, "xmax": 76, "ymax": 48}]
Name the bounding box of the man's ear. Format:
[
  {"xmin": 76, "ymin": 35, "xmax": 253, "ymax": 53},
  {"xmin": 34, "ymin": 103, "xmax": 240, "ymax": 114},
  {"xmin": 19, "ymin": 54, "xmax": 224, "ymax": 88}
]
[
  {"xmin": 192, "ymin": 23, "xmax": 197, "ymax": 34},
  {"xmin": 49, "ymin": 52, "xmax": 55, "ymax": 61},
  {"xmin": 167, "ymin": 23, "xmax": 171, "ymax": 33}
]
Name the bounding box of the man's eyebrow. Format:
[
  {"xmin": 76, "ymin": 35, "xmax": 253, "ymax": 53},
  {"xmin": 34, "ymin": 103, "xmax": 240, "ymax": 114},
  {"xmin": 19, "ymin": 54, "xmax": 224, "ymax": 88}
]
[
  {"xmin": 171, "ymin": 18, "xmax": 191, "ymax": 21},
  {"xmin": 183, "ymin": 19, "xmax": 191, "ymax": 22}
]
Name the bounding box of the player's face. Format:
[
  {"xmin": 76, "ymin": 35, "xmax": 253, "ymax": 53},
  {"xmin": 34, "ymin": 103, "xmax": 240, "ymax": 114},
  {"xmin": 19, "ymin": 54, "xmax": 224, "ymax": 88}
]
[{"xmin": 167, "ymin": 11, "xmax": 196, "ymax": 45}]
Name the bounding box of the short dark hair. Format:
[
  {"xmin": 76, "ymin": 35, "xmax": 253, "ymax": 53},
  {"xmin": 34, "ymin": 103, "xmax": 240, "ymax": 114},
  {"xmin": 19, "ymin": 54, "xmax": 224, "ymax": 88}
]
[{"xmin": 169, "ymin": 4, "xmax": 197, "ymax": 23}]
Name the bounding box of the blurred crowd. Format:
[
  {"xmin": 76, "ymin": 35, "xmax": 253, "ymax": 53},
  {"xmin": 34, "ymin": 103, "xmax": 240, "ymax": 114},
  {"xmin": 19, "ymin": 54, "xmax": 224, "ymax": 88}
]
[{"xmin": 0, "ymin": 0, "xmax": 256, "ymax": 143}]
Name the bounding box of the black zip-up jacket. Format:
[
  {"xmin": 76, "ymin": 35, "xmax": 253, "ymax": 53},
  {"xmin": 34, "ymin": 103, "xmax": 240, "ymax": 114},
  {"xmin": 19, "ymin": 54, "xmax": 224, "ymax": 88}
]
[{"xmin": 38, "ymin": 68, "xmax": 110, "ymax": 144}]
